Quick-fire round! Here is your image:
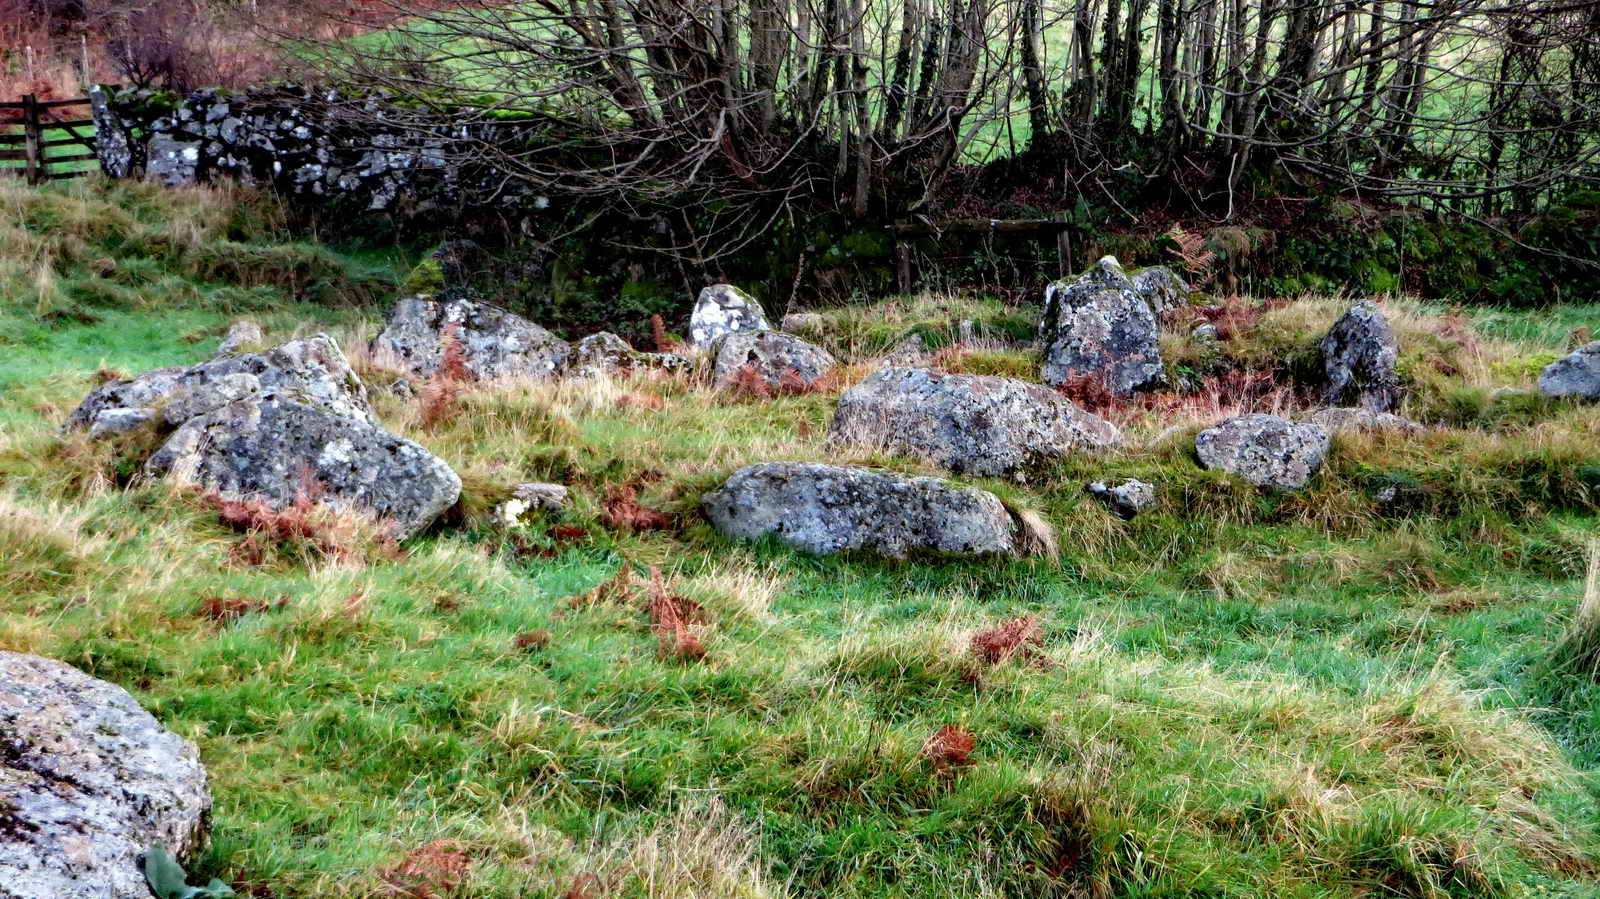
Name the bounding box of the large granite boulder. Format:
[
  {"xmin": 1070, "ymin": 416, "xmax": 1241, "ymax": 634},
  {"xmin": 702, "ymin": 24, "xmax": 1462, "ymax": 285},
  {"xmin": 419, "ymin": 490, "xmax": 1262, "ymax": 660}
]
[
  {"xmin": 708, "ymin": 330, "xmax": 837, "ymax": 391},
  {"xmin": 1538, "ymin": 341, "xmax": 1600, "ymax": 400},
  {"xmin": 568, "ymin": 331, "xmax": 690, "ymax": 379},
  {"xmin": 1320, "ymin": 301, "xmax": 1401, "ymax": 411},
  {"xmin": 702, "ymin": 462, "xmax": 1017, "ymax": 558},
  {"xmin": 0, "ymin": 651, "xmax": 211, "ymax": 899},
  {"xmin": 830, "ymin": 367, "xmax": 1121, "ymax": 481},
  {"xmin": 1039, "ymin": 256, "xmax": 1164, "ymax": 395},
  {"xmin": 65, "ymin": 333, "xmax": 375, "ymax": 435},
  {"xmin": 370, "ymin": 295, "xmax": 571, "ymax": 382},
  {"xmin": 690, "ymin": 284, "xmax": 772, "ymax": 346},
  {"xmin": 1130, "ymin": 266, "xmax": 1192, "ymax": 323},
  {"xmin": 146, "ymin": 393, "xmax": 462, "ymax": 540},
  {"xmin": 1195, "ymin": 414, "xmax": 1330, "ymax": 489}
]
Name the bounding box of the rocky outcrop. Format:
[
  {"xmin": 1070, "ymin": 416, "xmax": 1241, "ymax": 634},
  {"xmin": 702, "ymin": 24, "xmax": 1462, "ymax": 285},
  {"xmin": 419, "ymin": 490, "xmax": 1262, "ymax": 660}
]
[
  {"xmin": 1039, "ymin": 256, "xmax": 1164, "ymax": 396},
  {"xmin": 1537, "ymin": 341, "xmax": 1600, "ymax": 400},
  {"xmin": 1130, "ymin": 266, "xmax": 1191, "ymax": 322},
  {"xmin": 690, "ymin": 284, "xmax": 772, "ymax": 346},
  {"xmin": 569, "ymin": 331, "xmax": 690, "ymax": 378},
  {"xmin": 1087, "ymin": 479, "xmax": 1155, "ymax": 519},
  {"xmin": 0, "ymin": 651, "xmax": 211, "ymax": 899},
  {"xmin": 1195, "ymin": 414, "xmax": 1330, "ymax": 489},
  {"xmin": 830, "ymin": 367, "xmax": 1120, "ymax": 481},
  {"xmin": 708, "ymin": 330, "xmax": 837, "ymax": 390},
  {"xmin": 66, "ymin": 333, "xmax": 375, "ymax": 435},
  {"xmin": 146, "ymin": 393, "xmax": 462, "ymax": 540},
  {"xmin": 1320, "ymin": 301, "xmax": 1402, "ymax": 411},
  {"xmin": 371, "ymin": 295, "xmax": 571, "ymax": 382},
  {"xmin": 702, "ymin": 462, "xmax": 1017, "ymax": 558},
  {"xmin": 1309, "ymin": 406, "xmax": 1423, "ymax": 434}
]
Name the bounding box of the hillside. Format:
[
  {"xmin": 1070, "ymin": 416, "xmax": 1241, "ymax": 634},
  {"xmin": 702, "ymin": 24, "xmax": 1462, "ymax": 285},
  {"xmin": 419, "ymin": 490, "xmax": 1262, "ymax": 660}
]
[{"xmin": 3, "ymin": 177, "xmax": 1600, "ymax": 897}]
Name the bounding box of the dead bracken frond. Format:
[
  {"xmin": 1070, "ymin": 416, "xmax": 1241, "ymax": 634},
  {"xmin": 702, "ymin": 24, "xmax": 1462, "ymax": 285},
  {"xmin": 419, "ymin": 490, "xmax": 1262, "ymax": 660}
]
[
  {"xmin": 379, "ymin": 840, "xmax": 470, "ymax": 898},
  {"xmin": 1165, "ymin": 225, "xmax": 1216, "ymax": 287},
  {"xmin": 971, "ymin": 614, "xmax": 1047, "ymax": 667},
  {"xmin": 922, "ymin": 724, "xmax": 976, "ymax": 773},
  {"xmin": 647, "ymin": 566, "xmax": 707, "ymax": 662}
]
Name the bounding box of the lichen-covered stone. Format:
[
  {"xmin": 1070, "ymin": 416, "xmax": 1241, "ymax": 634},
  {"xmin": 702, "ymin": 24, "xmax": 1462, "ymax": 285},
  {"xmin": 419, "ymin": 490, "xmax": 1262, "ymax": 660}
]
[
  {"xmin": 690, "ymin": 284, "xmax": 772, "ymax": 346},
  {"xmin": 146, "ymin": 393, "xmax": 462, "ymax": 540},
  {"xmin": 1039, "ymin": 256, "xmax": 1164, "ymax": 396},
  {"xmin": 66, "ymin": 334, "xmax": 375, "ymax": 434},
  {"xmin": 87, "ymin": 407, "xmax": 156, "ymax": 439},
  {"xmin": 781, "ymin": 312, "xmax": 824, "ymax": 334},
  {"xmin": 878, "ymin": 333, "xmax": 929, "ymax": 368},
  {"xmin": 0, "ymin": 651, "xmax": 211, "ymax": 899},
  {"xmin": 702, "ymin": 462, "xmax": 1017, "ymax": 558},
  {"xmin": 1195, "ymin": 414, "xmax": 1330, "ymax": 489},
  {"xmin": 216, "ymin": 319, "xmax": 264, "ymax": 356},
  {"xmin": 569, "ymin": 331, "xmax": 690, "ymax": 378},
  {"xmin": 830, "ymin": 367, "xmax": 1120, "ymax": 481},
  {"xmin": 1130, "ymin": 266, "xmax": 1192, "ymax": 322},
  {"xmin": 89, "ymin": 85, "xmax": 139, "ymax": 178},
  {"xmin": 1537, "ymin": 341, "xmax": 1600, "ymax": 400},
  {"xmin": 1309, "ymin": 406, "xmax": 1422, "ymax": 434},
  {"xmin": 1086, "ymin": 478, "xmax": 1155, "ymax": 519},
  {"xmin": 145, "ymin": 134, "xmax": 201, "ymax": 186},
  {"xmin": 708, "ymin": 330, "xmax": 836, "ymax": 390},
  {"xmin": 1320, "ymin": 301, "xmax": 1402, "ymax": 411},
  {"xmin": 370, "ymin": 295, "xmax": 571, "ymax": 382}
]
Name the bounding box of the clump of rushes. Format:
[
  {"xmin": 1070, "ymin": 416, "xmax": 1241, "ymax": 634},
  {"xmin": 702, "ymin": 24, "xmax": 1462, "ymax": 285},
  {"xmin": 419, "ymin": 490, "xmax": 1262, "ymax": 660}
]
[{"xmin": 1553, "ymin": 542, "xmax": 1600, "ymax": 678}]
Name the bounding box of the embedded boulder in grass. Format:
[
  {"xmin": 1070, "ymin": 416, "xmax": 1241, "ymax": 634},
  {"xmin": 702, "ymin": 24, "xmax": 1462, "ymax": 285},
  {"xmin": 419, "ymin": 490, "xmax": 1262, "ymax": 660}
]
[
  {"xmin": 1320, "ymin": 300, "xmax": 1402, "ymax": 411},
  {"xmin": 830, "ymin": 367, "xmax": 1121, "ymax": 481},
  {"xmin": 1130, "ymin": 266, "xmax": 1192, "ymax": 323},
  {"xmin": 708, "ymin": 330, "xmax": 837, "ymax": 391},
  {"xmin": 1309, "ymin": 406, "xmax": 1423, "ymax": 434},
  {"xmin": 568, "ymin": 331, "xmax": 690, "ymax": 378},
  {"xmin": 1195, "ymin": 414, "xmax": 1330, "ymax": 489},
  {"xmin": 1538, "ymin": 341, "xmax": 1600, "ymax": 400},
  {"xmin": 0, "ymin": 650, "xmax": 212, "ymax": 899},
  {"xmin": 1039, "ymin": 256, "xmax": 1164, "ymax": 396},
  {"xmin": 66, "ymin": 333, "xmax": 376, "ymax": 436},
  {"xmin": 702, "ymin": 462, "xmax": 1018, "ymax": 558},
  {"xmin": 146, "ymin": 393, "xmax": 462, "ymax": 540},
  {"xmin": 370, "ymin": 295, "xmax": 571, "ymax": 382},
  {"xmin": 690, "ymin": 284, "xmax": 772, "ymax": 346}
]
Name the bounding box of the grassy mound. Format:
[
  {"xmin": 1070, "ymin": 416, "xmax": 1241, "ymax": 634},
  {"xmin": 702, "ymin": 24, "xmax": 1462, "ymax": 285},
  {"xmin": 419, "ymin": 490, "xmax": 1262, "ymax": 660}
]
[{"xmin": 2, "ymin": 179, "xmax": 1599, "ymax": 897}]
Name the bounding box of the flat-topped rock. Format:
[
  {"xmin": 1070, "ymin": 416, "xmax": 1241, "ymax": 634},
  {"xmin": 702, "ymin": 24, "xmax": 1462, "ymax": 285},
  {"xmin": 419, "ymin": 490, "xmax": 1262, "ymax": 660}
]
[
  {"xmin": 1538, "ymin": 341, "xmax": 1600, "ymax": 400},
  {"xmin": 1039, "ymin": 256, "xmax": 1164, "ymax": 396},
  {"xmin": 371, "ymin": 294, "xmax": 570, "ymax": 381},
  {"xmin": 569, "ymin": 331, "xmax": 690, "ymax": 378},
  {"xmin": 690, "ymin": 284, "xmax": 772, "ymax": 346},
  {"xmin": 708, "ymin": 330, "xmax": 837, "ymax": 390},
  {"xmin": 0, "ymin": 651, "xmax": 211, "ymax": 899},
  {"xmin": 66, "ymin": 333, "xmax": 375, "ymax": 434},
  {"xmin": 702, "ymin": 462, "xmax": 1018, "ymax": 558},
  {"xmin": 1309, "ymin": 406, "xmax": 1422, "ymax": 434},
  {"xmin": 830, "ymin": 367, "xmax": 1120, "ymax": 481},
  {"xmin": 1196, "ymin": 414, "xmax": 1329, "ymax": 489},
  {"xmin": 146, "ymin": 393, "xmax": 462, "ymax": 540}
]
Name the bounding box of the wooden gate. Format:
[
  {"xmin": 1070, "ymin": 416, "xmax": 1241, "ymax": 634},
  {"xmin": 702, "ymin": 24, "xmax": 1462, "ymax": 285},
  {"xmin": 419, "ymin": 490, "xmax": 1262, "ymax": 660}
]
[{"xmin": 0, "ymin": 95, "xmax": 97, "ymax": 184}]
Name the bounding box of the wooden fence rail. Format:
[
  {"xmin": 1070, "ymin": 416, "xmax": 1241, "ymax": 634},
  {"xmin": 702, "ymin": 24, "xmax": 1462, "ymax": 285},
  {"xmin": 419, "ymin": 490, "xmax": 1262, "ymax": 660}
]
[{"xmin": 0, "ymin": 94, "xmax": 97, "ymax": 184}]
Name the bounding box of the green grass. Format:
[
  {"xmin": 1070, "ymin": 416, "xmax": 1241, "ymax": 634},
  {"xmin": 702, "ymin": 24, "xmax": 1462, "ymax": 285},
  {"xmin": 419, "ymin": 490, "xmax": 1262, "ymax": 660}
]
[{"xmin": 2, "ymin": 179, "xmax": 1600, "ymax": 896}]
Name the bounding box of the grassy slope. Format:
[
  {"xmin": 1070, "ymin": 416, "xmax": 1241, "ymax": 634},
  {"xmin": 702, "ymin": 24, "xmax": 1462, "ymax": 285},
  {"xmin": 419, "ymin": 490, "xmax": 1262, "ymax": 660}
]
[{"xmin": 3, "ymin": 179, "xmax": 1600, "ymax": 897}]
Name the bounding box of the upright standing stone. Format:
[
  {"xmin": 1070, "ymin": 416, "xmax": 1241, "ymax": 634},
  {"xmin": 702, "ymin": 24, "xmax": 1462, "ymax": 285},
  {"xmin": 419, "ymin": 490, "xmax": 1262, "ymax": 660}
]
[
  {"xmin": 1039, "ymin": 256, "xmax": 1164, "ymax": 396},
  {"xmin": 689, "ymin": 284, "xmax": 772, "ymax": 346},
  {"xmin": 1319, "ymin": 300, "xmax": 1402, "ymax": 411}
]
